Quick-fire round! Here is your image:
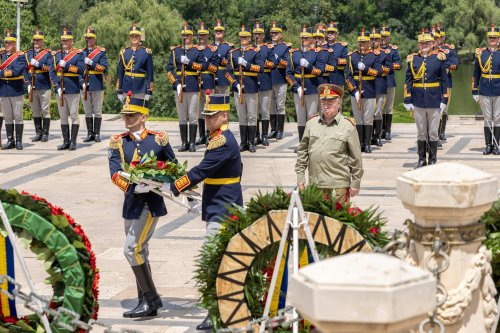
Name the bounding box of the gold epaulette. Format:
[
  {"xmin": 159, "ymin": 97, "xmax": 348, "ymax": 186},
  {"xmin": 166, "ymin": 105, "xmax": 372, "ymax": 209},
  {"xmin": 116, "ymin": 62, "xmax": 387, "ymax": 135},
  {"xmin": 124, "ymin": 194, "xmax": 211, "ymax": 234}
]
[
  {"xmin": 226, "ymin": 42, "xmax": 234, "ymax": 47},
  {"xmin": 314, "ymin": 47, "xmax": 322, "ymax": 52},
  {"xmin": 390, "ymin": 44, "xmax": 398, "ymax": 50},
  {"xmin": 146, "ymin": 48, "xmax": 152, "ymax": 54},
  {"xmin": 339, "ymin": 41, "xmax": 348, "ymax": 46},
  {"xmin": 321, "ymin": 41, "xmax": 328, "ymax": 46},
  {"xmin": 76, "ymin": 49, "xmax": 82, "ymax": 53},
  {"xmin": 440, "ymin": 48, "xmax": 449, "ymax": 54},
  {"xmin": 285, "ymin": 42, "xmax": 292, "ymax": 47},
  {"xmin": 207, "ymin": 133, "xmax": 226, "ymax": 150},
  {"xmin": 266, "ymin": 43, "xmax": 274, "ymax": 48},
  {"xmin": 373, "ymin": 49, "xmax": 380, "ymax": 55},
  {"xmin": 326, "ymin": 48, "xmax": 334, "ymax": 53},
  {"xmin": 406, "ymin": 53, "xmax": 414, "ymax": 62},
  {"xmin": 99, "ymin": 47, "xmax": 106, "ymax": 51},
  {"xmin": 109, "ymin": 132, "xmax": 127, "ymax": 149},
  {"xmin": 446, "ymin": 43, "xmax": 455, "ymax": 50},
  {"xmin": 148, "ymin": 130, "xmax": 169, "ymax": 146},
  {"xmin": 229, "ymin": 48, "xmax": 238, "ymax": 53},
  {"xmin": 52, "ymin": 50, "xmax": 61, "ymax": 56},
  {"xmin": 170, "ymin": 45, "xmax": 180, "ymax": 51},
  {"xmin": 437, "ymin": 52, "xmax": 446, "ymax": 61},
  {"xmin": 208, "ymin": 44, "xmax": 217, "ymax": 52},
  {"xmin": 290, "ymin": 48, "xmax": 299, "ymax": 52},
  {"xmin": 383, "ymin": 48, "xmax": 391, "ymax": 54}
]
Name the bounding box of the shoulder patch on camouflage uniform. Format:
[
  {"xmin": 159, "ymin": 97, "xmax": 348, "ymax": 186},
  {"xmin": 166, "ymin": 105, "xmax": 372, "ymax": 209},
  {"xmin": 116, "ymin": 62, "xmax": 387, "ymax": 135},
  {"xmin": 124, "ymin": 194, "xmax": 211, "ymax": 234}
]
[
  {"xmin": 145, "ymin": 48, "xmax": 152, "ymax": 54},
  {"xmin": 340, "ymin": 41, "xmax": 348, "ymax": 46},
  {"xmin": 406, "ymin": 53, "xmax": 414, "ymax": 62},
  {"xmin": 437, "ymin": 52, "xmax": 446, "ymax": 61},
  {"xmin": 109, "ymin": 132, "xmax": 127, "ymax": 149},
  {"xmin": 148, "ymin": 130, "xmax": 169, "ymax": 146},
  {"xmin": 390, "ymin": 44, "xmax": 398, "ymax": 49},
  {"xmin": 207, "ymin": 133, "xmax": 226, "ymax": 150}
]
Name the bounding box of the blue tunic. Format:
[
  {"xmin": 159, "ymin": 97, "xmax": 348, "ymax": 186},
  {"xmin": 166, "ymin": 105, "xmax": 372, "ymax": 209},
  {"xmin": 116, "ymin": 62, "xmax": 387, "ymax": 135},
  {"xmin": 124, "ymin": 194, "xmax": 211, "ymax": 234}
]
[
  {"xmin": 258, "ymin": 43, "xmax": 278, "ymax": 91},
  {"xmin": 24, "ymin": 49, "xmax": 52, "ymax": 91},
  {"xmin": 49, "ymin": 49, "xmax": 85, "ymax": 95},
  {"xmin": 81, "ymin": 46, "xmax": 109, "ymax": 91},
  {"xmin": 472, "ymin": 47, "xmax": 500, "ymax": 97},
  {"xmin": 324, "ymin": 41, "xmax": 349, "ymax": 86},
  {"xmin": 116, "ymin": 46, "xmax": 154, "ymax": 95},
  {"xmin": 213, "ymin": 41, "xmax": 234, "ymax": 88},
  {"xmin": 286, "ymin": 47, "xmax": 326, "ymax": 95},
  {"xmin": 345, "ymin": 50, "xmax": 382, "ymax": 99},
  {"xmin": 226, "ymin": 46, "xmax": 264, "ymax": 94},
  {"xmin": 166, "ymin": 44, "xmax": 208, "ymax": 92},
  {"xmin": 0, "ymin": 51, "xmax": 27, "ymax": 97},
  {"xmin": 271, "ymin": 41, "xmax": 291, "ymax": 86}
]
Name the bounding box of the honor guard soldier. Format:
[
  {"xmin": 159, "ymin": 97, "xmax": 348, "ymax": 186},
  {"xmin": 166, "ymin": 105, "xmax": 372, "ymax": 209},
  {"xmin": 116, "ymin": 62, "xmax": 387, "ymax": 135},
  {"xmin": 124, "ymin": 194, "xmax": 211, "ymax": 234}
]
[
  {"xmin": 324, "ymin": 21, "xmax": 349, "ymax": 86},
  {"xmin": 254, "ymin": 21, "xmax": 277, "ymax": 146},
  {"xmin": 435, "ymin": 26, "xmax": 458, "ymax": 142},
  {"xmin": 370, "ymin": 27, "xmax": 392, "ymax": 147},
  {"xmin": 213, "ymin": 19, "xmax": 233, "ymax": 95},
  {"xmin": 269, "ymin": 21, "xmax": 290, "ymax": 140},
  {"xmin": 225, "ymin": 24, "xmax": 264, "ymax": 152},
  {"xmin": 50, "ymin": 27, "xmax": 85, "ymax": 151},
  {"xmin": 195, "ymin": 22, "xmax": 219, "ymax": 146},
  {"xmin": 117, "ymin": 23, "xmax": 154, "ymax": 101},
  {"xmin": 81, "ymin": 27, "xmax": 108, "ymax": 143},
  {"xmin": 380, "ymin": 25, "xmax": 401, "ymax": 140},
  {"xmin": 313, "ymin": 24, "xmax": 334, "ymax": 85},
  {"xmin": 472, "ymin": 25, "xmax": 500, "ymax": 155},
  {"xmin": 286, "ymin": 25, "xmax": 326, "ymax": 148},
  {"xmin": 296, "ymin": 84, "xmax": 363, "ymax": 204},
  {"xmin": 345, "ymin": 28, "xmax": 382, "ymax": 153},
  {"xmin": 404, "ymin": 29, "xmax": 448, "ymax": 167},
  {"xmin": 0, "ymin": 29, "xmax": 28, "ymax": 150},
  {"xmin": 166, "ymin": 23, "xmax": 207, "ymax": 152},
  {"xmin": 108, "ymin": 94, "xmax": 176, "ymax": 318},
  {"xmin": 25, "ymin": 29, "xmax": 52, "ymax": 143}
]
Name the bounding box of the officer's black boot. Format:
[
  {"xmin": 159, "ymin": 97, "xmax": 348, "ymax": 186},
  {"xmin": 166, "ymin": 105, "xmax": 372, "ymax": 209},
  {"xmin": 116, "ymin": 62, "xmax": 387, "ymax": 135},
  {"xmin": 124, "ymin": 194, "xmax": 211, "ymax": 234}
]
[
  {"xmin": 195, "ymin": 119, "xmax": 207, "ymax": 145},
  {"xmin": 83, "ymin": 117, "xmax": 95, "ymax": 142},
  {"xmin": 123, "ymin": 262, "xmax": 160, "ymax": 318},
  {"xmin": 416, "ymin": 141, "xmax": 427, "ymax": 168},
  {"xmin": 32, "ymin": 117, "xmax": 43, "ymax": 142},
  {"xmin": 439, "ymin": 114, "xmax": 447, "ymax": 141},
  {"xmin": 255, "ymin": 117, "xmax": 262, "ymax": 145},
  {"xmin": 93, "ymin": 117, "xmax": 102, "ymax": 142},
  {"xmin": 41, "ymin": 118, "xmax": 50, "ymax": 142},
  {"xmin": 2, "ymin": 124, "xmax": 15, "ymax": 150},
  {"xmin": 384, "ymin": 114, "xmax": 393, "ymax": 140},
  {"xmin": 355, "ymin": 125, "xmax": 364, "ymax": 152},
  {"xmin": 58, "ymin": 125, "xmax": 71, "ymax": 150},
  {"xmin": 261, "ymin": 120, "xmax": 269, "ymax": 146},
  {"xmin": 239, "ymin": 125, "xmax": 248, "ymax": 152},
  {"xmin": 493, "ymin": 127, "xmax": 500, "ymax": 155},
  {"xmin": 276, "ymin": 114, "xmax": 285, "ymax": 140},
  {"xmin": 381, "ymin": 114, "xmax": 387, "ymax": 139},
  {"xmin": 483, "ymin": 127, "xmax": 493, "ymax": 155},
  {"xmin": 196, "ymin": 316, "xmax": 213, "ymax": 331},
  {"xmin": 188, "ymin": 124, "xmax": 197, "ymax": 152},
  {"xmin": 248, "ymin": 125, "xmax": 257, "ymax": 153},
  {"xmin": 374, "ymin": 119, "xmax": 383, "ymax": 147},
  {"xmin": 178, "ymin": 124, "xmax": 189, "ymax": 152},
  {"xmin": 129, "ymin": 264, "xmax": 162, "ymax": 318},
  {"xmin": 428, "ymin": 141, "xmax": 438, "ymax": 164},
  {"xmin": 363, "ymin": 125, "xmax": 372, "ymax": 153},
  {"xmin": 269, "ymin": 114, "xmax": 277, "ymax": 139},
  {"xmin": 371, "ymin": 121, "xmax": 377, "ymax": 145},
  {"xmin": 69, "ymin": 124, "xmax": 79, "ymax": 151},
  {"xmin": 294, "ymin": 126, "xmax": 305, "ymax": 153},
  {"xmin": 15, "ymin": 124, "xmax": 23, "ymax": 150}
]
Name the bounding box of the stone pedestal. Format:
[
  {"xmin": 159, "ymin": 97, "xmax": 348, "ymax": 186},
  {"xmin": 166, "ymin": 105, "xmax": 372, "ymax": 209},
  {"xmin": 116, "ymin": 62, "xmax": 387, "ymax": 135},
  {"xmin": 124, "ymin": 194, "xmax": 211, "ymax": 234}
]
[
  {"xmin": 290, "ymin": 253, "xmax": 436, "ymax": 333},
  {"xmin": 397, "ymin": 162, "xmax": 498, "ymax": 333}
]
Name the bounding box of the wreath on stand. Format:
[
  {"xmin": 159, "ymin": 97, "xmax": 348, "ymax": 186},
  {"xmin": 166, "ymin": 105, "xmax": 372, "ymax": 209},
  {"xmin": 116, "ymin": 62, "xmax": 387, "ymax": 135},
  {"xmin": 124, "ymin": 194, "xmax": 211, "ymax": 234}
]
[
  {"xmin": 0, "ymin": 188, "xmax": 99, "ymax": 333},
  {"xmin": 195, "ymin": 185, "xmax": 390, "ymax": 331}
]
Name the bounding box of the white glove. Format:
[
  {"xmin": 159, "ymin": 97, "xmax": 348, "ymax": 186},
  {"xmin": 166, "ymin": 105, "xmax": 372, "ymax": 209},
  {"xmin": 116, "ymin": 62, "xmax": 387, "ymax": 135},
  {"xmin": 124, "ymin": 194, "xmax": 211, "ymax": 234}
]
[
  {"xmin": 404, "ymin": 103, "xmax": 414, "ymax": 111},
  {"xmin": 354, "ymin": 91, "xmax": 361, "ymax": 103},
  {"xmin": 180, "ymin": 55, "xmax": 190, "ymax": 65},
  {"xmin": 144, "ymin": 94, "xmax": 150, "ymax": 101},
  {"xmin": 81, "ymin": 83, "xmax": 87, "ymax": 91},
  {"xmin": 297, "ymin": 86, "xmax": 304, "ymax": 99},
  {"xmin": 84, "ymin": 57, "xmax": 93, "ymax": 66},
  {"xmin": 134, "ymin": 184, "xmax": 156, "ymax": 194},
  {"xmin": 473, "ymin": 95, "xmax": 479, "ymax": 103},
  {"xmin": 59, "ymin": 60, "xmax": 66, "ymax": 67},
  {"xmin": 439, "ymin": 103, "xmax": 447, "ymax": 113},
  {"xmin": 27, "ymin": 85, "xmax": 32, "ymax": 95},
  {"xmin": 238, "ymin": 57, "xmax": 248, "ymax": 66},
  {"xmin": 300, "ymin": 58, "xmax": 309, "ymax": 67},
  {"xmin": 187, "ymin": 199, "xmax": 202, "ymax": 215},
  {"xmin": 357, "ymin": 62, "xmax": 366, "ymax": 70},
  {"xmin": 236, "ymin": 83, "xmax": 242, "ymax": 95},
  {"xmin": 117, "ymin": 94, "xmax": 125, "ymax": 103},
  {"xmin": 176, "ymin": 84, "xmax": 182, "ymax": 96},
  {"xmin": 57, "ymin": 88, "xmax": 62, "ymax": 97},
  {"xmin": 30, "ymin": 58, "xmax": 39, "ymax": 67}
]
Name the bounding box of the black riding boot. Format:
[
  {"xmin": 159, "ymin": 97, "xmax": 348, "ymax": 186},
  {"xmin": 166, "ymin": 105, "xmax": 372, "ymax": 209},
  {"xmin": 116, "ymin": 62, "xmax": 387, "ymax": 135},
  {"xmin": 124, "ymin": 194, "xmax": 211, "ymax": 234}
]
[
  {"xmin": 276, "ymin": 114, "xmax": 285, "ymax": 140},
  {"xmin": 3, "ymin": 124, "xmax": 15, "ymax": 150},
  {"xmin": 255, "ymin": 116, "xmax": 262, "ymax": 145},
  {"xmin": 248, "ymin": 125, "xmax": 257, "ymax": 152},
  {"xmin": 93, "ymin": 117, "xmax": 102, "ymax": 142},
  {"xmin": 188, "ymin": 124, "xmax": 197, "ymax": 152},
  {"xmin": 195, "ymin": 119, "xmax": 207, "ymax": 145},
  {"xmin": 69, "ymin": 124, "xmax": 79, "ymax": 151},
  {"xmin": 416, "ymin": 141, "xmax": 427, "ymax": 168},
  {"xmin": 261, "ymin": 120, "xmax": 269, "ymax": 146},
  {"xmin": 32, "ymin": 117, "xmax": 43, "ymax": 142},
  {"xmin": 356, "ymin": 125, "xmax": 364, "ymax": 152},
  {"xmin": 128, "ymin": 264, "xmax": 162, "ymax": 318},
  {"xmin": 83, "ymin": 117, "xmax": 95, "ymax": 142},
  {"xmin": 374, "ymin": 119, "xmax": 383, "ymax": 147},
  {"xmin": 41, "ymin": 118, "xmax": 50, "ymax": 142},
  {"xmin": 384, "ymin": 114, "xmax": 393, "ymax": 140},
  {"xmin": 483, "ymin": 127, "xmax": 493, "ymax": 155},
  {"xmin": 269, "ymin": 114, "xmax": 277, "ymax": 139},
  {"xmin": 428, "ymin": 141, "xmax": 438, "ymax": 164},
  {"xmin": 363, "ymin": 125, "xmax": 373, "ymax": 153},
  {"xmin": 438, "ymin": 114, "xmax": 447, "ymax": 141},
  {"xmin": 493, "ymin": 127, "xmax": 500, "ymax": 155},
  {"xmin": 178, "ymin": 124, "xmax": 189, "ymax": 152},
  {"xmin": 196, "ymin": 316, "xmax": 213, "ymax": 331},
  {"xmin": 15, "ymin": 124, "xmax": 23, "ymax": 150},
  {"xmin": 239, "ymin": 125, "xmax": 248, "ymax": 152}
]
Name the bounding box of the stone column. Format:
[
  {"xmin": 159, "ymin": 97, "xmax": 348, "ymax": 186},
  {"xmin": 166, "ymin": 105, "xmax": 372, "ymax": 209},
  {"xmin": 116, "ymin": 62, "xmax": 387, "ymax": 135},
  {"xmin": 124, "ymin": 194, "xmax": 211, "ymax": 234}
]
[
  {"xmin": 397, "ymin": 162, "xmax": 498, "ymax": 333},
  {"xmin": 290, "ymin": 252, "xmax": 436, "ymax": 333}
]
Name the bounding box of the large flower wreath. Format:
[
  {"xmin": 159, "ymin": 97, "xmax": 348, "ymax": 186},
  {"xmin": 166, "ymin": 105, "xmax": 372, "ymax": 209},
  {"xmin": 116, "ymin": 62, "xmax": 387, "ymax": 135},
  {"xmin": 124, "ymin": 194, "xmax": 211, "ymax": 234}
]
[
  {"xmin": 0, "ymin": 188, "xmax": 99, "ymax": 332},
  {"xmin": 194, "ymin": 185, "xmax": 390, "ymax": 330}
]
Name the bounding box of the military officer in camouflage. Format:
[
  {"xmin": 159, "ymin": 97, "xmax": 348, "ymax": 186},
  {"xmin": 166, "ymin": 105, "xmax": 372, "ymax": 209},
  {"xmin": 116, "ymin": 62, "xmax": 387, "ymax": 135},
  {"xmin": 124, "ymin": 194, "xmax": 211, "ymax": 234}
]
[
  {"xmin": 296, "ymin": 84, "xmax": 363, "ymax": 204},
  {"xmin": 472, "ymin": 25, "xmax": 500, "ymax": 155}
]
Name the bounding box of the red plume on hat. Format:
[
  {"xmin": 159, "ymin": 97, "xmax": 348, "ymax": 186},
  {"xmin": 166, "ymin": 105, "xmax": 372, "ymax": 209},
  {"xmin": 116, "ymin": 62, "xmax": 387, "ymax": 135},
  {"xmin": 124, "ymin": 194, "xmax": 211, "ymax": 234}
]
[
  {"xmin": 127, "ymin": 90, "xmax": 133, "ymax": 97},
  {"xmin": 205, "ymin": 89, "xmax": 211, "ymax": 96}
]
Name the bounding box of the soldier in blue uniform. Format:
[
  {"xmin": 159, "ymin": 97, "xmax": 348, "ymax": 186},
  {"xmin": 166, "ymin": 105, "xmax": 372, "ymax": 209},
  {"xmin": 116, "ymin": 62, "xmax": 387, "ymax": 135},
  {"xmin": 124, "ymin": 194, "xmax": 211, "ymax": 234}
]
[
  {"xmin": 81, "ymin": 27, "xmax": 108, "ymax": 143},
  {"xmin": 195, "ymin": 22, "xmax": 219, "ymax": 146},
  {"xmin": 404, "ymin": 30, "xmax": 448, "ymax": 167},
  {"xmin": 49, "ymin": 27, "xmax": 85, "ymax": 151},
  {"xmin": 313, "ymin": 25, "xmax": 333, "ymax": 85},
  {"xmin": 24, "ymin": 29, "xmax": 52, "ymax": 143},
  {"xmin": 116, "ymin": 23, "xmax": 154, "ymax": 101},
  {"xmin": 167, "ymin": 23, "xmax": 207, "ymax": 152},
  {"xmin": 345, "ymin": 28, "xmax": 382, "ymax": 153},
  {"xmin": 254, "ymin": 21, "xmax": 277, "ymax": 146},
  {"xmin": 225, "ymin": 24, "xmax": 264, "ymax": 152},
  {"xmin": 286, "ymin": 25, "xmax": 325, "ymax": 148},
  {"xmin": 269, "ymin": 21, "xmax": 290, "ymax": 140},
  {"xmin": 213, "ymin": 19, "xmax": 233, "ymax": 95},
  {"xmin": 0, "ymin": 30, "xmax": 28, "ymax": 150},
  {"xmin": 108, "ymin": 94, "xmax": 176, "ymax": 318},
  {"xmin": 168, "ymin": 92, "xmax": 243, "ymax": 331},
  {"xmin": 472, "ymin": 25, "xmax": 500, "ymax": 155},
  {"xmin": 370, "ymin": 28, "xmax": 392, "ymax": 147},
  {"xmin": 380, "ymin": 25, "xmax": 401, "ymax": 140},
  {"xmin": 324, "ymin": 21, "xmax": 349, "ymax": 86}
]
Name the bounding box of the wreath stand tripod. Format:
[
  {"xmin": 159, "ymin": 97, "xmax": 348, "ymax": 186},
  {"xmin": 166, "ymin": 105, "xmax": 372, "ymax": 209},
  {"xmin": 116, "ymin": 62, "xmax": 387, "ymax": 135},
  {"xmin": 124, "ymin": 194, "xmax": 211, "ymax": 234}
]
[{"xmin": 259, "ymin": 189, "xmax": 320, "ymax": 333}]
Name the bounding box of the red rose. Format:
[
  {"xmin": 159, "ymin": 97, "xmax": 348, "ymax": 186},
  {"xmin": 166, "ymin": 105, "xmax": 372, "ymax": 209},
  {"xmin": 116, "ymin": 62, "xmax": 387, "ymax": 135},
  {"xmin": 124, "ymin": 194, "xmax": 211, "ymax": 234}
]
[
  {"xmin": 156, "ymin": 161, "xmax": 165, "ymax": 169},
  {"xmin": 323, "ymin": 194, "xmax": 330, "ymax": 201},
  {"xmin": 348, "ymin": 207, "xmax": 362, "ymax": 217},
  {"xmin": 369, "ymin": 226, "xmax": 379, "ymax": 235},
  {"xmin": 335, "ymin": 202, "xmax": 342, "ymax": 211},
  {"xmin": 130, "ymin": 161, "xmax": 139, "ymax": 168},
  {"xmin": 229, "ymin": 215, "xmax": 240, "ymax": 221}
]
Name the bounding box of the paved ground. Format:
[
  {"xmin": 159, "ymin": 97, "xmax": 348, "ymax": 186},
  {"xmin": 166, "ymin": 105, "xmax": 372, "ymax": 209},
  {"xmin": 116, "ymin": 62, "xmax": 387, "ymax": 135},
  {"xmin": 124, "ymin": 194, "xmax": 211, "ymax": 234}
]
[{"xmin": 1, "ymin": 115, "xmax": 499, "ymax": 332}]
